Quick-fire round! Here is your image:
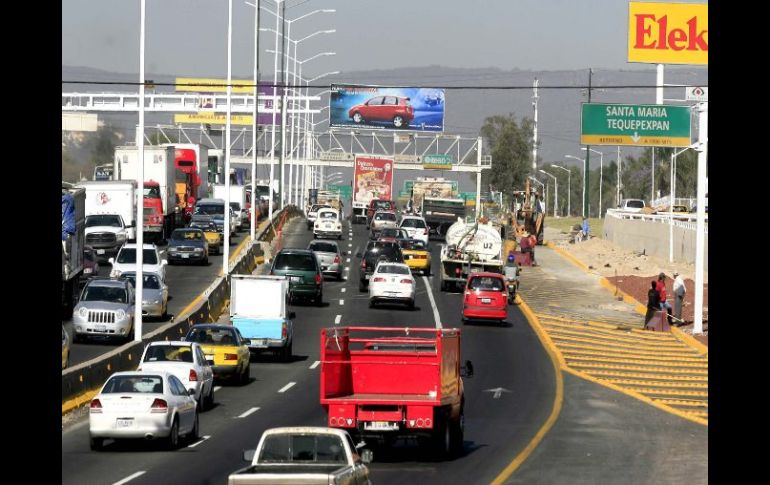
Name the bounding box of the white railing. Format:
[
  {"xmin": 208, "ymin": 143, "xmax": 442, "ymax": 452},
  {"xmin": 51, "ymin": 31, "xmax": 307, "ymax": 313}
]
[{"xmin": 605, "ymin": 208, "xmax": 708, "ymax": 233}]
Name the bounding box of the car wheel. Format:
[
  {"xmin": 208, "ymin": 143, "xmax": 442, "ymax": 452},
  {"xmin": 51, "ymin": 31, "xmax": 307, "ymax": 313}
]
[
  {"xmin": 393, "ymin": 116, "xmax": 405, "ymax": 128},
  {"xmin": 337, "ymin": 272, "xmax": 343, "ymax": 281},
  {"xmin": 408, "ymin": 299, "xmax": 415, "ymax": 311},
  {"xmin": 165, "ymin": 418, "xmax": 180, "ymax": 450},
  {"xmin": 352, "ymin": 112, "xmax": 363, "ymax": 123},
  {"xmin": 89, "ymin": 436, "xmax": 104, "ymax": 451},
  {"xmin": 283, "ymin": 341, "xmax": 293, "ymax": 362},
  {"xmin": 316, "ymin": 291, "xmax": 323, "ymax": 307},
  {"xmin": 188, "ymin": 412, "xmax": 200, "ymax": 442},
  {"xmin": 449, "ymin": 408, "xmax": 464, "ymax": 456},
  {"xmin": 369, "ymin": 299, "xmax": 375, "ymax": 309},
  {"xmin": 203, "ymin": 256, "xmax": 209, "ymax": 266}
]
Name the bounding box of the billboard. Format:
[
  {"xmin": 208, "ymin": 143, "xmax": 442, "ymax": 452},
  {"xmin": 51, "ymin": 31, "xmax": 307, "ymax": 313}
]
[
  {"xmin": 174, "ymin": 78, "xmax": 282, "ymax": 125},
  {"xmin": 330, "ymin": 84, "xmax": 445, "ymax": 132},
  {"xmin": 628, "ymin": 2, "xmax": 708, "ymax": 65},
  {"xmin": 353, "ymin": 156, "xmax": 394, "ymax": 204}
]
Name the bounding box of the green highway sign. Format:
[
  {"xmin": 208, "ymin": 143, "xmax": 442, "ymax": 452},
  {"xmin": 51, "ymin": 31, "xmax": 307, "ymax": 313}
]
[
  {"xmin": 422, "ymin": 153, "xmax": 454, "ymax": 169},
  {"xmin": 327, "ymin": 184, "xmax": 352, "ymax": 199},
  {"xmin": 581, "ymin": 103, "xmax": 692, "ymax": 147}
]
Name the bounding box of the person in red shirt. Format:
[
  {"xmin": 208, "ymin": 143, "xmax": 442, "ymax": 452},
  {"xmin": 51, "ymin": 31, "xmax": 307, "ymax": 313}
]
[{"xmin": 656, "ymin": 272, "xmax": 673, "ymax": 324}]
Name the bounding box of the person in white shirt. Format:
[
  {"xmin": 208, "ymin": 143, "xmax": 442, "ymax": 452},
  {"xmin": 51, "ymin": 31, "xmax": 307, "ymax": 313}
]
[{"xmin": 672, "ymin": 272, "xmax": 687, "ymax": 323}]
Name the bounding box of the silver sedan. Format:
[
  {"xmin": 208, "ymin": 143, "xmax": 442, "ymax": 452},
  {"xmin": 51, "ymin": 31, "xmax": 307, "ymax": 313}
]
[
  {"xmin": 308, "ymin": 240, "xmax": 344, "ymax": 281},
  {"xmin": 119, "ymin": 271, "xmax": 169, "ymax": 319}
]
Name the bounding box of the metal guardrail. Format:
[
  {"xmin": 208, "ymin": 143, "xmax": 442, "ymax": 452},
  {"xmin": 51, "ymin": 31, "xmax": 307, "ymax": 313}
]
[{"xmin": 605, "ymin": 209, "xmax": 708, "ymax": 233}]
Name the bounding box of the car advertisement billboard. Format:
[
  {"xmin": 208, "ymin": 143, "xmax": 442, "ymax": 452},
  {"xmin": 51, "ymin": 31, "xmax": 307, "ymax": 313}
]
[
  {"xmin": 353, "ymin": 156, "xmax": 394, "ymax": 204},
  {"xmin": 330, "ymin": 84, "xmax": 445, "ymax": 132}
]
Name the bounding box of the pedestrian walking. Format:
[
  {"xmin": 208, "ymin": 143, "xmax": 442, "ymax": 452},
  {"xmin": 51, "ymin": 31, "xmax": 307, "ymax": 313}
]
[
  {"xmin": 656, "ymin": 272, "xmax": 673, "ymax": 325},
  {"xmin": 673, "ymin": 271, "xmax": 686, "ymax": 324},
  {"xmin": 645, "ymin": 280, "xmax": 661, "ymax": 328}
]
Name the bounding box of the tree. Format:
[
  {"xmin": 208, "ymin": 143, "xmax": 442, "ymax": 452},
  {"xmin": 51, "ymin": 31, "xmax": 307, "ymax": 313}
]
[{"xmin": 478, "ymin": 114, "xmax": 534, "ymax": 200}]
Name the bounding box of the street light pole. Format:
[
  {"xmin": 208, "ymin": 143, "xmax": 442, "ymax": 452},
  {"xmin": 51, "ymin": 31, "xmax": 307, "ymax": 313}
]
[
  {"xmin": 551, "ymin": 164, "xmax": 571, "ymax": 217},
  {"xmin": 223, "ymin": 0, "xmax": 233, "ymax": 276},
  {"xmin": 565, "ymin": 155, "xmax": 585, "ymax": 215},
  {"xmin": 539, "ymin": 169, "xmax": 557, "ymax": 218},
  {"xmin": 134, "ymin": 0, "xmax": 146, "ymax": 342},
  {"xmin": 250, "ymin": 0, "xmax": 260, "ymax": 240},
  {"xmin": 583, "ymin": 147, "xmax": 604, "ymax": 216}
]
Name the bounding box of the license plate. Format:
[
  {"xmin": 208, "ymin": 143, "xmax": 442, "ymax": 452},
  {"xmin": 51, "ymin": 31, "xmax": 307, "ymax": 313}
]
[
  {"xmin": 290, "ymin": 276, "xmax": 302, "ymax": 283},
  {"xmin": 252, "ymin": 339, "xmax": 268, "ymax": 348},
  {"xmin": 481, "ymin": 298, "xmax": 491, "ymax": 304},
  {"xmin": 182, "ymin": 254, "xmax": 189, "ymax": 259},
  {"xmin": 116, "ymin": 418, "xmax": 134, "ymax": 428},
  {"xmin": 143, "ymin": 225, "xmax": 150, "ymax": 231},
  {"xmin": 364, "ymin": 421, "xmax": 398, "ymax": 431},
  {"xmin": 95, "ymin": 324, "xmax": 107, "ymax": 332},
  {"xmin": 96, "ymin": 249, "xmax": 105, "ymax": 255}
]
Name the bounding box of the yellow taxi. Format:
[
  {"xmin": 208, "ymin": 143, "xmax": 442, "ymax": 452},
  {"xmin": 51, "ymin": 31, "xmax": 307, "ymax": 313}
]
[
  {"xmin": 62, "ymin": 325, "xmax": 70, "ymax": 370},
  {"xmin": 185, "ymin": 324, "xmax": 251, "ymax": 383},
  {"xmin": 400, "ymin": 239, "xmax": 432, "ymax": 276},
  {"xmin": 190, "ymin": 217, "xmax": 222, "ymax": 255}
]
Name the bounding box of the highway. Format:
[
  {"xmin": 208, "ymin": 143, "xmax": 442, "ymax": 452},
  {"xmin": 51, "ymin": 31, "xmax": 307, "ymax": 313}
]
[
  {"xmin": 63, "ymin": 229, "xmax": 249, "ymax": 367},
  {"xmin": 62, "ymin": 215, "xmax": 556, "ymax": 485}
]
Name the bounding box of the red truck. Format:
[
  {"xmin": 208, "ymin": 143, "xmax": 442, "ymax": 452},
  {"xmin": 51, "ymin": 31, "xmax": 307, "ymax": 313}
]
[
  {"xmin": 164, "ymin": 143, "xmax": 210, "ymax": 219},
  {"xmin": 320, "ymin": 326, "xmax": 472, "ymax": 458},
  {"xmin": 365, "ymin": 199, "xmax": 396, "ymax": 227}
]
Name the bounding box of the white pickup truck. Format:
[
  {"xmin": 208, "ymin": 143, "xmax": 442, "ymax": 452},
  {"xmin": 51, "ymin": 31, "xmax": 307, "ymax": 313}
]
[{"xmin": 228, "ymin": 427, "xmax": 372, "ymax": 485}]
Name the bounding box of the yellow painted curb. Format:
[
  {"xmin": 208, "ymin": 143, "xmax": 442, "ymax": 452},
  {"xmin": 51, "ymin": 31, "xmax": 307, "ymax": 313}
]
[
  {"xmin": 177, "ymin": 294, "xmax": 204, "ymax": 321},
  {"xmin": 671, "ymin": 327, "xmax": 709, "ymax": 356},
  {"xmin": 491, "ymin": 298, "xmax": 564, "ymax": 484},
  {"xmin": 562, "ymin": 367, "xmax": 707, "ymax": 426},
  {"xmin": 229, "ymin": 235, "xmax": 252, "ymax": 265},
  {"xmin": 62, "ymin": 387, "xmax": 101, "ymax": 415}
]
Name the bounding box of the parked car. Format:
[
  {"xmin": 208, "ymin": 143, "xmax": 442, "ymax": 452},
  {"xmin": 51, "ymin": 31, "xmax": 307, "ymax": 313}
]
[
  {"xmin": 348, "ymin": 95, "xmax": 414, "ymax": 128},
  {"xmin": 73, "ymin": 278, "xmax": 135, "ymax": 342},
  {"xmin": 369, "ymin": 211, "xmax": 398, "ymax": 239},
  {"xmin": 109, "ymin": 243, "xmax": 167, "ymax": 282},
  {"xmin": 313, "ymin": 208, "xmax": 343, "ymax": 240},
  {"xmin": 618, "ymin": 198, "xmax": 646, "ymax": 213},
  {"xmin": 62, "ymin": 325, "xmax": 70, "ymax": 370},
  {"xmin": 270, "ymin": 249, "xmax": 324, "ymax": 305},
  {"xmin": 357, "ymin": 240, "xmax": 404, "ymax": 292},
  {"xmin": 167, "ymin": 228, "xmax": 209, "ymax": 265},
  {"xmin": 308, "ymin": 240, "xmax": 344, "ymax": 281},
  {"xmin": 400, "ymin": 238, "xmax": 432, "ymax": 275},
  {"xmin": 88, "ymin": 370, "xmax": 199, "ymax": 451},
  {"xmin": 118, "ymin": 271, "xmax": 169, "ymax": 319},
  {"xmin": 138, "ymin": 341, "xmax": 215, "ymax": 411},
  {"xmin": 189, "ymin": 217, "xmax": 222, "ymax": 255},
  {"xmin": 184, "ymin": 324, "xmax": 252, "ymax": 384},
  {"xmin": 83, "ymin": 246, "xmax": 101, "ymax": 280},
  {"xmin": 399, "ymin": 215, "xmax": 430, "ymax": 245},
  {"xmin": 368, "ymin": 262, "xmax": 416, "ymax": 309},
  {"xmin": 461, "ymin": 272, "xmax": 508, "ymax": 325}
]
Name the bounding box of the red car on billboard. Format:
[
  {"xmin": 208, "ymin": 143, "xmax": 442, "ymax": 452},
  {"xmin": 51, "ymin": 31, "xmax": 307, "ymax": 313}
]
[
  {"xmin": 461, "ymin": 272, "xmax": 508, "ymax": 325},
  {"xmin": 348, "ymin": 95, "xmax": 414, "ymax": 128}
]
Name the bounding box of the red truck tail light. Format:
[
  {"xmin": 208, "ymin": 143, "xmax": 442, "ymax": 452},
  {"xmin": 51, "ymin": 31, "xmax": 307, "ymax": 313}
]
[
  {"xmin": 224, "ymin": 353, "xmax": 238, "ymax": 361},
  {"xmin": 373, "ymin": 277, "xmax": 386, "ymax": 282},
  {"xmin": 151, "ymin": 399, "xmax": 168, "ymax": 413},
  {"xmin": 334, "ymin": 255, "xmax": 341, "ymax": 264},
  {"xmin": 189, "ymin": 369, "xmax": 198, "ymax": 382},
  {"xmin": 282, "ymin": 323, "xmax": 288, "ymax": 339},
  {"xmin": 315, "ymin": 274, "xmax": 322, "ymax": 285},
  {"xmin": 90, "ymin": 399, "xmax": 103, "ymax": 413}
]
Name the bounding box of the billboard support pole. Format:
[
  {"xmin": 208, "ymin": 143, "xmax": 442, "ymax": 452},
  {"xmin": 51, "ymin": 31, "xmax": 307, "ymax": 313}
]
[
  {"xmin": 250, "ymin": 0, "xmax": 260, "ymax": 240},
  {"xmin": 693, "ymin": 102, "xmax": 707, "ymax": 335},
  {"xmin": 476, "ymin": 136, "xmax": 482, "ymax": 217}
]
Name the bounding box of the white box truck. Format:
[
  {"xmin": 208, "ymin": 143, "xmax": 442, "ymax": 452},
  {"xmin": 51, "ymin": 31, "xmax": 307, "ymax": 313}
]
[{"xmin": 76, "ymin": 180, "xmax": 138, "ymax": 259}]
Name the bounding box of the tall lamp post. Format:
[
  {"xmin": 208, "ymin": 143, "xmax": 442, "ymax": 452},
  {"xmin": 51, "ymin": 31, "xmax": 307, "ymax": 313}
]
[
  {"xmin": 134, "ymin": 0, "xmax": 146, "ymax": 342},
  {"xmin": 528, "ymin": 176, "xmax": 545, "ymax": 213},
  {"xmin": 539, "ymin": 169, "xmax": 558, "ymax": 218},
  {"xmin": 582, "ymin": 147, "xmax": 604, "ymax": 217},
  {"xmin": 551, "ymin": 164, "xmax": 571, "ymax": 217}
]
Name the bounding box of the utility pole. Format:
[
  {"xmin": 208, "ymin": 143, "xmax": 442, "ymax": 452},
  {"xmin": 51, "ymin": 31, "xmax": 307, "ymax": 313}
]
[
  {"xmin": 583, "ymin": 68, "xmax": 592, "ymax": 219},
  {"xmin": 278, "ymin": 0, "xmax": 286, "ymax": 208},
  {"xmin": 532, "ymin": 78, "xmax": 539, "ymax": 172},
  {"xmin": 616, "ymin": 146, "xmax": 621, "ymax": 207}
]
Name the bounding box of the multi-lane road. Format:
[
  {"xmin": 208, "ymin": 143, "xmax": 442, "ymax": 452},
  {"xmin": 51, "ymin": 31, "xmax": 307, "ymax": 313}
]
[{"xmin": 62, "ymin": 216, "xmax": 556, "ymax": 485}]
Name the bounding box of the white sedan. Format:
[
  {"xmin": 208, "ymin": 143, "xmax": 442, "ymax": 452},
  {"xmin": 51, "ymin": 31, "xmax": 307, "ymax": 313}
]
[
  {"xmin": 399, "ymin": 215, "xmax": 430, "ymax": 245},
  {"xmin": 368, "ymin": 262, "xmax": 416, "ymax": 310},
  {"xmin": 89, "ymin": 370, "xmax": 199, "ymax": 451},
  {"xmin": 137, "ymin": 341, "xmax": 215, "ymax": 411}
]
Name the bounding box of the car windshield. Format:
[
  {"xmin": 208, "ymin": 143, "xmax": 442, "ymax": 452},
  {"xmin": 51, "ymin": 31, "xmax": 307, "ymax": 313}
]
[
  {"xmin": 119, "ymin": 273, "xmax": 161, "ymax": 290},
  {"xmin": 186, "ymin": 327, "xmax": 239, "ymax": 346},
  {"xmin": 310, "ymin": 242, "xmax": 338, "ymax": 253},
  {"xmin": 143, "ymin": 345, "xmax": 194, "ymax": 363},
  {"xmin": 82, "ymin": 285, "xmax": 128, "ymax": 303},
  {"xmin": 171, "ymin": 229, "xmax": 203, "ymax": 241},
  {"xmin": 273, "ymin": 253, "xmax": 317, "ymax": 271},
  {"xmin": 102, "ymin": 375, "xmax": 163, "ymax": 394},
  {"xmin": 376, "ymin": 265, "xmax": 410, "ymax": 275},
  {"xmin": 401, "ymin": 218, "xmax": 426, "ymax": 228},
  {"xmin": 86, "ymin": 215, "xmax": 122, "ymax": 228},
  {"xmin": 143, "ymin": 186, "xmax": 161, "ymax": 198},
  {"xmin": 196, "ymin": 204, "xmax": 224, "ymax": 216},
  {"xmin": 117, "ymin": 248, "xmax": 159, "ymax": 265},
  {"xmin": 468, "ymin": 276, "xmax": 504, "ymax": 291},
  {"xmin": 401, "ymin": 239, "xmax": 427, "ymax": 250},
  {"xmin": 375, "ymin": 212, "xmax": 396, "ymax": 221},
  {"xmin": 258, "ymin": 434, "xmax": 347, "ymax": 464}
]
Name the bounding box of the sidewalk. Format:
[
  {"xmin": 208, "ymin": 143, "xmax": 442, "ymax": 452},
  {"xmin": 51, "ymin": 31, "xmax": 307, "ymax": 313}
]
[{"xmin": 518, "ymin": 242, "xmax": 708, "ymax": 425}]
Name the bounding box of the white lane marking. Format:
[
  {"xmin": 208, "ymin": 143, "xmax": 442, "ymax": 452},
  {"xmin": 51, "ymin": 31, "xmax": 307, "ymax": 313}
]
[
  {"xmin": 214, "ymin": 386, "xmax": 222, "ymax": 392},
  {"xmin": 310, "ymin": 360, "xmax": 320, "ymax": 369},
  {"xmin": 335, "ymin": 314, "xmax": 342, "ymax": 324},
  {"xmin": 237, "ymin": 407, "xmax": 260, "ymax": 418},
  {"xmin": 341, "ymin": 288, "xmax": 346, "ymax": 293},
  {"xmin": 339, "ymin": 299, "xmax": 344, "ymax": 306},
  {"xmin": 422, "ymin": 276, "xmax": 442, "ymax": 329},
  {"xmin": 187, "ymin": 435, "xmax": 212, "ymax": 448},
  {"xmin": 278, "ymin": 382, "xmax": 296, "ymax": 393},
  {"xmin": 346, "ymin": 257, "xmax": 351, "ymax": 263},
  {"xmin": 113, "ymin": 471, "xmax": 146, "ymax": 485},
  {"xmin": 348, "ymin": 243, "xmax": 353, "ymax": 247}
]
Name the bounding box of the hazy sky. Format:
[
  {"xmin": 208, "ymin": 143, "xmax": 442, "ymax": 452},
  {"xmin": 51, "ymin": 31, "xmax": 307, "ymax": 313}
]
[{"xmin": 62, "ymin": 0, "xmax": 708, "ymax": 77}]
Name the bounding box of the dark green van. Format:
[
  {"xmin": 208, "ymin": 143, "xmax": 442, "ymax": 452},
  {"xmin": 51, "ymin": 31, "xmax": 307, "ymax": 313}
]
[{"xmin": 270, "ymin": 249, "xmax": 323, "ymax": 305}]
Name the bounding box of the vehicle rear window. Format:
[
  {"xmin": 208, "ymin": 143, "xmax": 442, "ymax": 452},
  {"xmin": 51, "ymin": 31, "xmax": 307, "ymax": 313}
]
[
  {"xmin": 375, "ymin": 212, "xmax": 396, "ymax": 221},
  {"xmin": 401, "ymin": 239, "xmax": 427, "ymax": 250},
  {"xmin": 400, "ymin": 218, "xmax": 426, "ymax": 228},
  {"xmin": 196, "ymin": 204, "xmax": 224, "ymax": 215},
  {"xmin": 103, "ymin": 375, "xmax": 163, "ymax": 394},
  {"xmin": 374, "ymin": 201, "xmax": 392, "ymax": 209},
  {"xmin": 378, "ymin": 228, "xmax": 403, "ymax": 238},
  {"xmin": 186, "ymin": 327, "xmax": 239, "ymax": 346},
  {"xmin": 376, "ymin": 265, "xmax": 410, "ymax": 275},
  {"xmin": 259, "ymin": 434, "xmax": 347, "ymax": 464},
  {"xmin": 468, "ymin": 276, "xmax": 504, "ymax": 291},
  {"xmin": 318, "ymin": 211, "xmax": 337, "ymax": 219},
  {"xmin": 117, "ymin": 248, "xmax": 159, "ymax": 265},
  {"xmin": 143, "ymin": 345, "xmax": 194, "ymax": 363},
  {"xmin": 119, "ymin": 273, "xmax": 161, "ymax": 290},
  {"xmin": 273, "ymin": 253, "xmax": 317, "ymax": 271},
  {"xmin": 310, "ymin": 242, "xmax": 338, "ymax": 253},
  {"xmin": 626, "ymin": 200, "xmax": 645, "ymax": 209}
]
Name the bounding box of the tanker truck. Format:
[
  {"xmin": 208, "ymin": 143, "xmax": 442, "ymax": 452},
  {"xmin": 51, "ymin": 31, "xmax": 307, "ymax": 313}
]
[{"xmin": 438, "ymin": 218, "xmax": 503, "ymax": 292}]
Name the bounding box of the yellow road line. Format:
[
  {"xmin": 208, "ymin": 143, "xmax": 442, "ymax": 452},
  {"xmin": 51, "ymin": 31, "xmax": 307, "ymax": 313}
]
[
  {"xmin": 563, "ymin": 354, "xmax": 709, "ymax": 369},
  {"xmin": 228, "ymin": 235, "xmax": 252, "ymax": 264},
  {"xmin": 683, "ymin": 410, "xmax": 709, "ymax": 417},
  {"xmin": 546, "ymin": 329, "xmax": 689, "ymax": 349},
  {"xmin": 543, "ymin": 320, "xmax": 681, "ymax": 342},
  {"xmin": 563, "ymin": 367, "xmax": 707, "ymax": 426},
  {"xmin": 556, "ymin": 341, "xmax": 703, "ymax": 358},
  {"xmin": 655, "ymin": 398, "xmax": 709, "ymax": 408},
  {"xmin": 570, "ymin": 361, "xmax": 708, "ymax": 375},
  {"xmin": 602, "ymin": 378, "xmax": 708, "ymax": 389},
  {"xmin": 580, "ymin": 369, "xmax": 708, "ymax": 382},
  {"xmin": 490, "ymin": 298, "xmax": 564, "ymax": 484},
  {"xmin": 626, "ymin": 387, "xmax": 708, "ymax": 398},
  {"xmin": 548, "ymin": 333, "xmax": 692, "ymax": 352},
  {"xmin": 561, "ymin": 348, "xmax": 709, "ymax": 364},
  {"xmin": 671, "ymin": 326, "xmax": 709, "ymax": 356}
]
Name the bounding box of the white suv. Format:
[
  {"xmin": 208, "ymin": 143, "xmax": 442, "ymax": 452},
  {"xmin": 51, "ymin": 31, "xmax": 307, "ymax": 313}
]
[
  {"xmin": 109, "ymin": 243, "xmax": 167, "ymax": 282},
  {"xmin": 618, "ymin": 199, "xmax": 646, "ymax": 213}
]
